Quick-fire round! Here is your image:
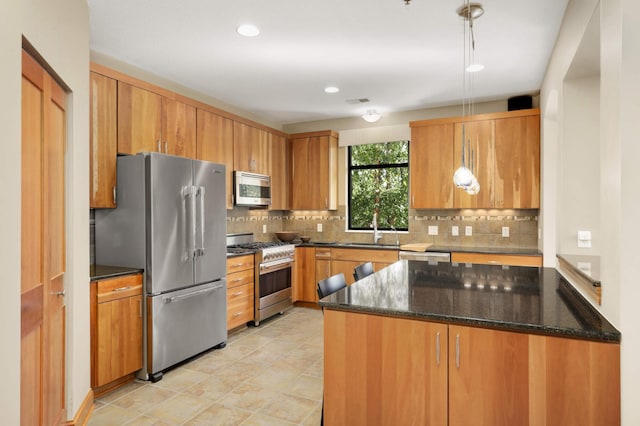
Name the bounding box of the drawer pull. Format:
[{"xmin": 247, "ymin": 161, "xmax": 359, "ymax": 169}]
[
  {"xmin": 232, "ymin": 312, "xmax": 242, "ymax": 318},
  {"xmin": 233, "ymin": 291, "xmax": 244, "ymax": 296},
  {"xmin": 231, "ymin": 277, "xmax": 244, "ymax": 283},
  {"xmin": 113, "ymin": 286, "xmax": 132, "ymax": 292}
]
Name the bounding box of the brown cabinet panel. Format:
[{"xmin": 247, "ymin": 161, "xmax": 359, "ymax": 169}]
[
  {"xmin": 226, "ymin": 255, "xmax": 255, "ymax": 329},
  {"xmin": 410, "ymin": 124, "xmax": 455, "ymax": 209},
  {"xmin": 196, "ymin": 109, "xmax": 234, "ymax": 208},
  {"xmin": 448, "ymin": 325, "xmax": 530, "ymax": 426},
  {"xmin": 117, "ymin": 81, "xmax": 162, "ymax": 155},
  {"xmin": 233, "ymin": 121, "xmax": 271, "ymax": 176},
  {"xmin": 494, "ymin": 115, "xmax": 540, "ymax": 208},
  {"xmin": 290, "ymin": 132, "xmax": 338, "ymax": 210},
  {"xmin": 92, "ymin": 274, "xmax": 143, "ymax": 389},
  {"xmin": 294, "ymin": 247, "xmax": 317, "ymax": 302},
  {"xmin": 270, "ymin": 133, "xmax": 290, "ymax": 210},
  {"xmin": 90, "ymin": 72, "xmax": 117, "ymax": 208},
  {"xmin": 451, "ymin": 252, "xmax": 542, "ymax": 267},
  {"xmin": 453, "ymin": 120, "xmax": 495, "ymax": 208},
  {"xmin": 162, "ymin": 98, "xmax": 196, "ymax": 158},
  {"xmin": 227, "ymin": 254, "xmax": 254, "ymax": 274}
]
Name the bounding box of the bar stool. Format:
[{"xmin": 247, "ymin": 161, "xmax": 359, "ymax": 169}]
[
  {"xmin": 353, "ymin": 261, "xmax": 374, "ymax": 281},
  {"xmin": 317, "ymin": 272, "xmax": 347, "ymax": 299}
]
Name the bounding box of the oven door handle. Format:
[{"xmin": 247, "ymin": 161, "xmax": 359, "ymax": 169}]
[{"xmin": 260, "ymin": 259, "xmax": 293, "ymax": 275}]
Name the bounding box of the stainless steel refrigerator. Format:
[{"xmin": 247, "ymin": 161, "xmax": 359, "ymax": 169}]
[{"xmin": 95, "ymin": 153, "xmax": 227, "ymax": 382}]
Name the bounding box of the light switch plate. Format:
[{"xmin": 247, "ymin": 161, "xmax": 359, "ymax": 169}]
[
  {"xmin": 428, "ymin": 225, "xmax": 438, "ymax": 236},
  {"xmin": 465, "ymin": 226, "xmax": 473, "ymax": 236},
  {"xmin": 451, "ymin": 226, "xmax": 459, "ymax": 236},
  {"xmin": 577, "ymin": 230, "xmax": 591, "ymax": 248},
  {"xmin": 502, "ymin": 226, "xmax": 509, "ymax": 237},
  {"xmin": 317, "ymin": 223, "xmax": 323, "ymax": 232}
]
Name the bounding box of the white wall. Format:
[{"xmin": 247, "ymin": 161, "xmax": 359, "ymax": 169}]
[
  {"xmin": 541, "ymin": 0, "xmax": 640, "ymax": 423},
  {"xmin": 0, "ymin": 0, "xmax": 90, "ymax": 422}
]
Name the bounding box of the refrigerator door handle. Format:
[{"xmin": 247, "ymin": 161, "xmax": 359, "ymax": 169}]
[
  {"xmin": 183, "ymin": 186, "xmax": 198, "ymax": 259},
  {"xmin": 196, "ymin": 186, "xmax": 206, "ymax": 257},
  {"xmin": 162, "ymin": 282, "xmax": 224, "ymax": 303}
]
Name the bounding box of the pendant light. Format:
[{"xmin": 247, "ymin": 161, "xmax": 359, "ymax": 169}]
[{"xmin": 453, "ymin": 1, "xmax": 484, "ymax": 194}]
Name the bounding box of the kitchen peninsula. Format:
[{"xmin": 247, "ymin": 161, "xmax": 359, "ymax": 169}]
[{"xmin": 319, "ymin": 261, "xmax": 620, "ymax": 426}]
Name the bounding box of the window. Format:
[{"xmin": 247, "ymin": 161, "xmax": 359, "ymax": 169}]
[{"xmin": 348, "ymin": 141, "xmax": 409, "ymax": 231}]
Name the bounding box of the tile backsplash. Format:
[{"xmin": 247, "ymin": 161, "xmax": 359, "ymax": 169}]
[{"xmin": 228, "ymin": 206, "xmax": 538, "ymax": 248}]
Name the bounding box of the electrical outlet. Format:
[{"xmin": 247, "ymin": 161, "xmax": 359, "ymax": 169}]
[
  {"xmin": 451, "ymin": 225, "xmax": 459, "ymax": 236},
  {"xmin": 262, "ymin": 224, "xmax": 267, "ymax": 234},
  {"xmin": 317, "ymin": 223, "xmax": 323, "ymax": 232},
  {"xmin": 577, "ymin": 230, "xmax": 591, "ymax": 248},
  {"xmin": 502, "ymin": 226, "xmax": 509, "ymax": 237},
  {"xmin": 465, "ymin": 226, "xmax": 473, "ymax": 236},
  {"xmin": 428, "ymin": 225, "xmax": 438, "ymax": 236}
]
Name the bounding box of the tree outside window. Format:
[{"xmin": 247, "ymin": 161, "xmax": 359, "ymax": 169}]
[{"xmin": 348, "ymin": 141, "xmax": 409, "ymax": 231}]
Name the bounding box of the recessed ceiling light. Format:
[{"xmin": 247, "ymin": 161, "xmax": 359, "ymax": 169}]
[
  {"xmin": 466, "ymin": 63, "xmax": 484, "ymax": 72},
  {"xmin": 324, "ymin": 86, "xmax": 339, "ymax": 94},
  {"xmin": 237, "ymin": 24, "xmax": 260, "ymax": 37}
]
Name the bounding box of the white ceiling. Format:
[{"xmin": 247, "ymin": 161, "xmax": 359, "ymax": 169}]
[{"xmin": 88, "ymin": 0, "xmax": 569, "ymax": 126}]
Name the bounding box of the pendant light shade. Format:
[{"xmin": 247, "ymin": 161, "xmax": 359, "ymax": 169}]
[{"xmin": 362, "ymin": 110, "xmax": 382, "ymax": 123}]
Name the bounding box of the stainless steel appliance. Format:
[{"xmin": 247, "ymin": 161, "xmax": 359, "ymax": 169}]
[
  {"xmin": 234, "ymin": 171, "xmax": 271, "ymax": 206},
  {"xmin": 95, "ymin": 153, "xmax": 227, "ymax": 382},
  {"xmin": 227, "ymin": 233, "xmax": 294, "ymax": 325},
  {"xmin": 398, "ymin": 251, "xmax": 451, "ymax": 264}
]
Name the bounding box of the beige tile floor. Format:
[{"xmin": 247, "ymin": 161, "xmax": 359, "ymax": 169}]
[{"xmin": 89, "ymin": 307, "xmax": 324, "ymax": 426}]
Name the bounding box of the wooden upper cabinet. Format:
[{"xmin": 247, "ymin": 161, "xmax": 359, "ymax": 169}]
[
  {"xmin": 233, "ymin": 121, "xmax": 271, "ymax": 176},
  {"xmin": 410, "ymin": 124, "xmax": 454, "ymax": 209},
  {"xmin": 410, "ymin": 109, "xmax": 540, "ymax": 210},
  {"xmin": 270, "ymin": 133, "xmax": 290, "ymax": 210},
  {"xmin": 290, "ymin": 131, "xmax": 338, "ymax": 210},
  {"xmin": 196, "ymin": 109, "xmax": 234, "ymax": 209},
  {"xmin": 453, "ymin": 120, "xmax": 495, "ymax": 208},
  {"xmin": 117, "ymin": 81, "xmax": 162, "ymax": 155},
  {"xmin": 162, "ymin": 98, "xmax": 196, "ymax": 158},
  {"xmin": 117, "ymin": 81, "xmax": 196, "ymax": 157},
  {"xmin": 90, "ymin": 72, "xmax": 117, "ymax": 208},
  {"xmin": 494, "ymin": 114, "xmax": 540, "ymax": 208}
]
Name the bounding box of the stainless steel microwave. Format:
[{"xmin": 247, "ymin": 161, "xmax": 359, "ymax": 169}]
[{"xmin": 234, "ymin": 171, "xmax": 271, "ymax": 206}]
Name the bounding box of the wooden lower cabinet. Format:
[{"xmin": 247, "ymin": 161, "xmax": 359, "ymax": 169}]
[
  {"xmin": 324, "ymin": 310, "xmax": 620, "ymax": 426},
  {"xmin": 294, "ymin": 247, "xmax": 317, "ymax": 302},
  {"xmin": 226, "ymin": 254, "xmax": 255, "ymax": 329},
  {"xmin": 91, "ymin": 274, "xmax": 143, "ymax": 392},
  {"xmin": 451, "ymin": 251, "xmax": 542, "ymax": 267}
]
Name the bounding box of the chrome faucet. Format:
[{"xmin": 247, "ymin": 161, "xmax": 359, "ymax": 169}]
[
  {"xmin": 391, "ymin": 225, "xmax": 399, "ymax": 246},
  {"xmin": 372, "ymin": 212, "xmax": 383, "ymax": 244}
]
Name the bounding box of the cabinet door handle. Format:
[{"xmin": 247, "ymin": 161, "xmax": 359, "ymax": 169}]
[
  {"xmin": 164, "ymin": 141, "xmax": 168, "ymax": 153},
  {"xmin": 112, "ymin": 186, "xmax": 117, "ymax": 205},
  {"xmin": 455, "ymin": 333, "xmax": 460, "ymax": 369},
  {"xmin": 436, "ymin": 331, "xmax": 441, "ymax": 366},
  {"xmin": 139, "ymin": 299, "xmax": 142, "ymax": 318},
  {"xmin": 157, "ymin": 139, "xmax": 161, "ymax": 152}
]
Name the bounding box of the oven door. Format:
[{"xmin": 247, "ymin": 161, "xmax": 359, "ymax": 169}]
[{"xmin": 255, "ymin": 260, "xmax": 293, "ymax": 325}]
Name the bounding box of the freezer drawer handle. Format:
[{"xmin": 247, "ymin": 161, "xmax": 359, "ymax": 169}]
[{"xmin": 163, "ymin": 283, "xmax": 224, "ymax": 304}]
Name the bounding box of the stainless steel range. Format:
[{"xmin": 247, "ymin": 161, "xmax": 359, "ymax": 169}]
[{"xmin": 227, "ymin": 233, "xmax": 295, "ymax": 325}]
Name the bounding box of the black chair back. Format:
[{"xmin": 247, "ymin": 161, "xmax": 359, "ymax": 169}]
[
  {"xmin": 317, "ymin": 272, "xmax": 347, "ymax": 299},
  {"xmin": 353, "ymin": 261, "xmax": 374, "ymax": 281}
]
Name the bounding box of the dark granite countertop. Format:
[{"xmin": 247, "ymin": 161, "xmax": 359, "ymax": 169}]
[
  {"xmin": 318, "ymin": 260, "xmax": 619, "ymax": 343},
  {"xmin": 426, "ymin": 245, "xmax": 542, "ymax": 256},
  {"xmin": 90, "ymin": 264, "xmax": 143, "ymax": 281}
]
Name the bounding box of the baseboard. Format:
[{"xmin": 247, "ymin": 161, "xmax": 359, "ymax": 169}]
[{"xmin": 62, "ymin": 389, "xmax": 94, "ymax": 426}]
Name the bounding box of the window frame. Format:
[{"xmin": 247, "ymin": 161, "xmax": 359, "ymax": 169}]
[{"xmin": 347, "ymin": 141, "xmax": 409, "ymax": 231}]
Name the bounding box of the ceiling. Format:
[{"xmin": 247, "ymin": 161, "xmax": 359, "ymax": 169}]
[{"xmin": 88, "ymin": 0, "xmax": 569, "ymax": 127}]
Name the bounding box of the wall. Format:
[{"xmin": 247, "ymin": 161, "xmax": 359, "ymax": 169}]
[
  {"xmin": 0, "ymin": 0, "xmax": 90, "ymax": 422},
  {"xmin": 540, "ymin": 0, "xmax": 640, "ymax": 423}
]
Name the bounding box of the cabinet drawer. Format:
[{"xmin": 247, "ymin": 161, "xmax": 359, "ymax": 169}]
[
  {"xmin": 315, "ymin": 247, "xmax": 332, "ymax": 260},
  {"xmin": 227, "ymin": 254, "xmax": 254, "ymax": 274},
  {"xmin": 227, "ymin": 295, "xmax": 254, "ymax": 329},
  {"xmin": 451, "ymin": 252, "xmax": 542, "ymax": 267},
  {"xmin": 227, "ymin": 268, "xmax": 254, "ymax": 289},
  {"xmin": 96, "ymin": 274, "xmax": 142, "ymax": 303},
  {"xmin": 227, "ymin": 282, "xmax": 253, "ymax": 303},
  {"xmin": 331, "ymin": 248, "xmax": 399, "ymax": 264}
]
